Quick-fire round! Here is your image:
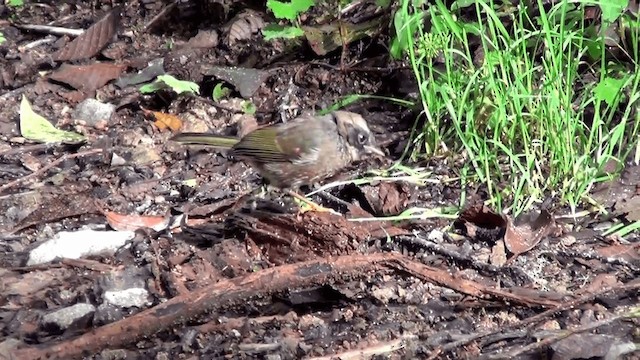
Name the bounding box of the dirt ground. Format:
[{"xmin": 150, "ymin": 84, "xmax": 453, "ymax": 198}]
[{"xmin": 1, "ymin": 1, "xmax": 639, "ymax": 359}]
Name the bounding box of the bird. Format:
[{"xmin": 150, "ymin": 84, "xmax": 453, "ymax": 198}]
[{"xmin": 171, "ymin": 111, "xmax": 384, "ymax": 210}]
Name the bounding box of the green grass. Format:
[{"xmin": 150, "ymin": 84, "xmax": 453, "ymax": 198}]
[{"xmin": 395, "ymin": 0, "xmax": 640, "ymax": 216}]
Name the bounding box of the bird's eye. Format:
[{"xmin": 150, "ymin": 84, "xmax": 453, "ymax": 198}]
[{"xmin": 357, "ymin": 133, "xmax": 367, "ymax": 144}]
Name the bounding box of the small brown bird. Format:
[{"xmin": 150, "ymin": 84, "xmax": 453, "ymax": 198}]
[{"xmin": 171, "ymin": 111, "xmax": 384, "ymax": 192}]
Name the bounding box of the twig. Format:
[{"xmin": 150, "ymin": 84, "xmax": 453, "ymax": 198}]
[
  {"xmin": 142, "ymin": 0, "xmax": 178, "ymax": 33},
  {"xmin": 0, "ymin": 148, "xmax": 103, "ymax": 194},
  {"xmin": 13, "ymin": 23, "xmax": 84, "ymax": 36},
  {"xmin": 18, "ymin": 36, "xmax": 57, "ymax": 51},
  {"xmin": 0, "ymin": 143, "xmax": 50, "ymax": 156},
  {"xmin": 308, "ymin": 335, "xmax": 416, "ymax": 360}
]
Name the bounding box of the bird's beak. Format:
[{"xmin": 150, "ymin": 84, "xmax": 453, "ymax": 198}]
[{"xmin": 364, "ymin": 145, "xmax": 385, "ymax": 157}]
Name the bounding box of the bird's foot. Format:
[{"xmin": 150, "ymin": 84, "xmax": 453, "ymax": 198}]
[{"xmin": 288, "ymin": 191, "xmax": 341, "ymax": 216}]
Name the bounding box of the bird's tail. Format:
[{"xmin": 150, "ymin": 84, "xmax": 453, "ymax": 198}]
[{"xmin": 170, "ymin": 133, "xmax": 239, "ymax": 149}]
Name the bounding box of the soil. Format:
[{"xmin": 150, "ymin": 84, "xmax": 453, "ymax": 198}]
[{"xmin": 1, "ymin": 1, "xmax": 639, "ymax": 360}]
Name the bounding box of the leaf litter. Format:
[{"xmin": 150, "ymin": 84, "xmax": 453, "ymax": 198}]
[{"xmin": 0, "ymin": 2, "xmax": 639, "ymax": 360}]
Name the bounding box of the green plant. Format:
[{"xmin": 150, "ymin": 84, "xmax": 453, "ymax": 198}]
[
  {"xmin": 393, "ymin": 0, "xmax": 640, "ymax": 216},
  {"xmin": 139, "ymin": 74, "xmax": 199, "ymax": 95},
  {"xmin": 7, "ymin": 0, "xmax": 24, "ymax": 7},
  {"xmin": 0, "ymin": 33, "xmax": 6, "ymax": 45},
  {"xmin": 263, "ymin": 0, "xmax": 315, "ymax": 40},
  {"xmin": 212, "ymin": 83, "xmax": 231, "ymax": 102},
  {"xmin": 241, "ymin": 100, "xmax": 257, "ymax": 115}
]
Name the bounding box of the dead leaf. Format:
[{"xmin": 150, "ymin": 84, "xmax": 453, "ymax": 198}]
[
  {"xmin": 454, "ymin": 203, "xmax": 507, "ymax": 242},
  {"xmin": 144, "ymin": 110, "xmax": 183, "ymax": 132},
  {"xmin": 302, "ymin": 17, "xmax": 383, "ymax": 56},
  {"xmin": 104, "ymin": 210, "xmax": 170, "ymax": 232},
  {"xmin": 53, "ymin": 7, "xmax": 121, "ymax": 61},
  {"xmin": 49, "ymin": 63, "xmax": 127, "ymax": 93},
  {"xmin": 9, "ymin": 185, "xmax": 98, "ymax": 234},
  {"xmin": 504, "ymin": 209, "xmax": 555, "ymax": 257},
  {"xmin": 360, "ymin": 182, "xmax": 411, "ymax": 216},
  {"xmin": 227, "ymin": 11, "xmax": 265, "ymax": 45}
]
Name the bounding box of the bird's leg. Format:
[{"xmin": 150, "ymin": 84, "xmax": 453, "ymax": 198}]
[{"xmin": 287, "ymin": 190, "xmax": 341, "ymax": 215}]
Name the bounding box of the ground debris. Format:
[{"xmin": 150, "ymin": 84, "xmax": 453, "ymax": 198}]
[{"xmin": 2, "ymin": 1, "xmax": 640, "ymax": 359}]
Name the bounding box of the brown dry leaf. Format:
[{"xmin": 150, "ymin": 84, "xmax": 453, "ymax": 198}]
[
  {"xmin": 48, "ymin": 63, "xmax": 127, "ymax": 93},
  {"xmin": 53, "ymin": 7, "xmax": 121, "ymax": 61},
  {"xmin": 504, "ymin": 209, "xmax": 555, "ymax": 257},
  {"xmin": 454, "ymin": 203, "xmax": 507, "ymax": 242},
  {"xmin": 104, "ymin": 210, "xmax": 170, "ymax": 232},
  {"xmin": 146, "ymin": 110, "xmax": 183, "ymax": 132},
  {"xmin": 302, "ymin": 17, "xmax": 383, "ymax": 56},
  {"xmin": 360, "ymin": 182, "xmax": 411, "ymax": 216},
  {"xmin": 60, "ymin": 90, "xmax": 91, "ymax": 103},
  {"xmin": 227, "ymin": 11, "xmax": 265, "ymax": 45},
  {"xmin": 184, "ymin": 30, "xmax": 219, "ymax": 49}
]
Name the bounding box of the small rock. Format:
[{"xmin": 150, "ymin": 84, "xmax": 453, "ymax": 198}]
[
  {"xmin": 371, "ymin": 286, "xmax": 397, "ymax": 304},
  {"xmin": 155, "ymin": 352, "xmax": 170, "ymax": 360},
  {"xmin": 297, "ymin": 342, "xmax": 312, "ymax": 355},
  {"xmin": 41, "ymin": 303, "xmax": 95, "ymax": 330},
  {"xmin": 111, "ymin": 153, "xmax": 126, "ymax": 166},
  {"xmin": 298, "ymin": 315, "xmax": 325, "ymax": 329},
  {"xmin": 98, "ymin": 267, "xmax": 152, "ymax": 308},
  {"xmin": 130, "ymin": 145, "xmax": 161, "ymax": 165},
  {"xmin": 73, "ymin": 98, "xmax": 116, "ymax": 127},
  {"xmin": 104, "ymin": 288, "xmax": 151, "ymax": 308},
  {"xmin": 427, "ymin": 229, "xmax": 444, "ymax": 243},
  {"xmin": 561, "ymin": 234, "xmax": 576, "ymax": 246},
  {"xmin": 179, "ymin": 111, "xmax": 213, "ymax": 133},
  {"xmin": 93, "ymin": 303, "xmax": 125, "ymax": 325},
  {"xmin": 99, "ymin": 349, "xmax": 129, "ymax": 360},
  {"xmin": 185, "ymin": 30, "xmax": 219, "ymax": 49},
  {"xmin": 27, "ymin": 229, "xmax": 135, "ymax": 265}
]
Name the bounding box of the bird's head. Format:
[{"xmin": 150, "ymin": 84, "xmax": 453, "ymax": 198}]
[{"xmin": 332, "ymin": 111, "xmax": 385, "ymax": 161}]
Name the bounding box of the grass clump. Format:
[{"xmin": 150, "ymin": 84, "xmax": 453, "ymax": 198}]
[{"xmin": 394, "ymin": 0, "xmax": 640, "ymax": 215}]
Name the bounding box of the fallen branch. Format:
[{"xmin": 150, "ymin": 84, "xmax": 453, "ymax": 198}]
[
  {"xmin": 11, "ymin": 252, "xmax": 395, "ymax": 359},
  {"xmin": 11, "ymin": 252, "xmax": 571, "ymax": 359}
]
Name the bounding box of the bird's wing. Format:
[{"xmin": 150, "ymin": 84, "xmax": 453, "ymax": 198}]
[{"xmin": 231, "ymin": 118, "xmax": 323, "ymax": 164}]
